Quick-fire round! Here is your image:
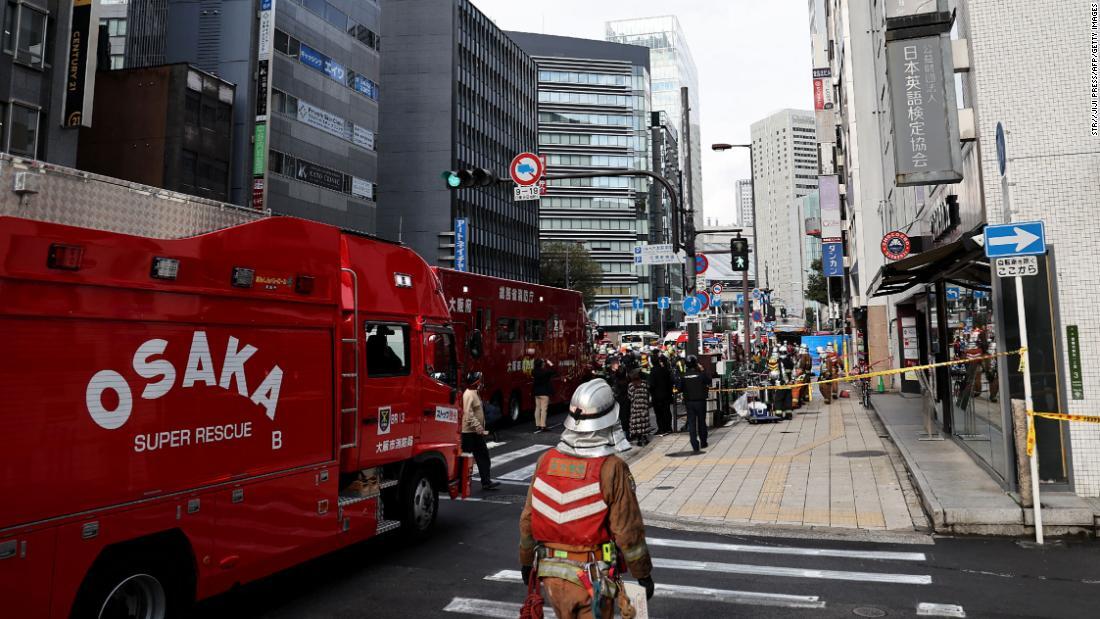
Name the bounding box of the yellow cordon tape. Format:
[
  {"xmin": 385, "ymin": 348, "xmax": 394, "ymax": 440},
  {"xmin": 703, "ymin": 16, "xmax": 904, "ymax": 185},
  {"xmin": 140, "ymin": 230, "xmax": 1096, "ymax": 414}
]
[
  {"xmin": 1026, "ymin": 410, "xmax": 1100, "ymax": 456},
  {"xmin": 722, "ymin": 347, "xmax": 1028, "ymax": 394}
]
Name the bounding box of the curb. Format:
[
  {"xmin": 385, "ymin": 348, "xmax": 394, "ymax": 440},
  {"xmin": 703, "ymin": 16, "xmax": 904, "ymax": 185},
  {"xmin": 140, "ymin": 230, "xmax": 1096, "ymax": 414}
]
[
  {"xmin": 641, "ymin": 512, "xmax": 935, "ymax": 546},
  {"xmin": 869, "ymin": 395, "xmax": 946, "ymax": 532}
]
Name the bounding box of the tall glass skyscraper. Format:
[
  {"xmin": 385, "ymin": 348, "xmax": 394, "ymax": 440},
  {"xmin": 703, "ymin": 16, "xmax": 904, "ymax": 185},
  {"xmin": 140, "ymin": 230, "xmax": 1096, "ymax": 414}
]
[
  {"xmin": 605, "ymin": 16, "xmax": 703, "ymax": 232},
  {"xmin": 508, "ymin": 32, "xmax": 655, "ymax": 331}
]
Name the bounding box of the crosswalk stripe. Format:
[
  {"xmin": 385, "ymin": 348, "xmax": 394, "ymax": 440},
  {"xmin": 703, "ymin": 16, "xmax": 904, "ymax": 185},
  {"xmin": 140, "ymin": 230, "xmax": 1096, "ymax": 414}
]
[
  {"xmin": 917, "ymin": 602, "xmax": 966, "ymax": 617},
  {"xmin": 490, "ymin": 444, "xmax": 551, "ymax": 466},
  {"xmin": 484, "ymin": 570, "xmax": 826, "ymax": 609},
  {"xmin": 443, "ymin": 597, "xmax": 551, "ymax": 618},
  {"xmin": 485, "ymin": 441, "xmax": 508, "ymax": 450},
  {"xmin": 648, "ymin": 537, "xmax": 927, "ymax": 562},
  {"xmin": 653, "ymin": 557, "xmax": 932, "ymax": 585},
  {"xmin": 498, "ymin": 462, "xmax": 538, "ymax": 481}
]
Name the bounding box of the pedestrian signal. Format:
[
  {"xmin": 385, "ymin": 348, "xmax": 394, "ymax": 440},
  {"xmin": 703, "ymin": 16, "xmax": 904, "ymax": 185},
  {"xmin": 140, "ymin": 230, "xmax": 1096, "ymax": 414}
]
[{"xmin": 730, "ymin": 237, "xmax": 749, "ymax": 272}]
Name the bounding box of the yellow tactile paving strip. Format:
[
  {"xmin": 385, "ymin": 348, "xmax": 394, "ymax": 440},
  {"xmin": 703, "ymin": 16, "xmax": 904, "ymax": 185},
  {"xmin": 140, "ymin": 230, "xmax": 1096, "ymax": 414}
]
[{"xmin": 631, "ymin": 391, "xmax": 921, "ymax": 531}]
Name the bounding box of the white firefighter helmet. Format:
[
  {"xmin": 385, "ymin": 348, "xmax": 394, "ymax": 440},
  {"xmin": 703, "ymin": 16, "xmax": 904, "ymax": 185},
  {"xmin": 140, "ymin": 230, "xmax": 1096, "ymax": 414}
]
[
  {"xmin": 565, "ymin": 379, "xmax": 619, "ymax": 432},
  {"xmin": 779, "ymin": 344, "xmax": 789, "ymax": 355}
]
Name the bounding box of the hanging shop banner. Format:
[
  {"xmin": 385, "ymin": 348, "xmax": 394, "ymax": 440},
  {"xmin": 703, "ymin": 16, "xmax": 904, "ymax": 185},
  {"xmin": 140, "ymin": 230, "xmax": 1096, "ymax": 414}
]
[
  {"xmin": 813, "ymin": 78, "xmax": 833, "ymax": 110},
  {"xmin": 253, "ymin": 0, "xmax": 277, "ymax": 210},
  {"xmin": 1067, "ymin": 325, "xmax": 1084, "ymax": 400},
  {"xmin": 454, "ymin": 218, "xmax": 468, "ymax": 272},
  {"xmin": 819, "ymin": 175, "xmax": 841, "ymax": 243},
  {"xmin": 822, "ymin": 242, "xmax": 844, "ymax": 277},
  {"xmin": 64, "ymin": 0, "xmax": 102, "ymax": 127},
  {"xmin": 252, "ymin": 124, "xmax": 267, "ymax": 176},
  {"xmin": 353, "ymin": 125, "xmax": 375, "ymax": 150},
  {"xmin": 881, "ymin": 231, "xmax": 912, "ymax": 260},
  {"xmin": 886, "ymin": 35, "xmax": 964, "ymax": 187}
]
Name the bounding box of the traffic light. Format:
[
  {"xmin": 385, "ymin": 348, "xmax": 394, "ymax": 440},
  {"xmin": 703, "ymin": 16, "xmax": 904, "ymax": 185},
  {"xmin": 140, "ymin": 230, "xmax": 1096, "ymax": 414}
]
[
  {"xmin": 442, "ymin": 168, "xmax": 497, "ymax": 189},
  {"xmin": 730, "ymin": 237, "xmax": 749, "ymax": 272}
]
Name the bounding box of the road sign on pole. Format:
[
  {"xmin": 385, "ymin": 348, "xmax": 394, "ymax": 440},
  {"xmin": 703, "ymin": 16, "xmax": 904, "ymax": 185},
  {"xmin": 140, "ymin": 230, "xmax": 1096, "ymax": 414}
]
[
  {"xmin": 682, "ymin": 295, "xmax": 702, "ymax": 316},
  {"xmin": 657, "ymin": 296, "xmax": 670, "ymax": 310},
  {"xmin": 711, "ymin": 282, "xmax": 724, "ymax": 295},
  {"xmin": 509, "ymin": 152, "xmax": 544, "ymax": 186},
  {"xmin": 631, "ymin": 297, "xmax": 645, "ymax": 311},
  {"xmin": 984, "ymin": 221, "xmax": 1046, "ymax": 258},
  {"xmin": 609, "ymin": 299, "xmax": 621, "ymax": 311},
  {"xmin": 695, "ymin": 254, "xmax": 709, "ymax": 274},
  {"xmin": 696, "ymin": 292, "xmax": 710, "ymax": 312},
  {"xmin": 633, "ymin": 243, "xmax": 682, "ymax": 265},
  {"xmin": 995, "ymin": 256, "xmax": 1039, "ymax": 278}
]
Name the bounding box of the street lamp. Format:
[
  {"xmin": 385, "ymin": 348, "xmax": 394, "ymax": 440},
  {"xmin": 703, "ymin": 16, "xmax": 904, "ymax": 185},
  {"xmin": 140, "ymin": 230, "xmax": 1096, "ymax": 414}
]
[{"xmin": 713, "ymin": 142, "xmax": 759, "ymax": 363}]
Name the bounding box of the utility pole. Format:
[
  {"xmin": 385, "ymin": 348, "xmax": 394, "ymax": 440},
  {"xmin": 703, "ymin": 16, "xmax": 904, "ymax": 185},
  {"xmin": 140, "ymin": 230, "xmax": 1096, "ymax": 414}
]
[{"xmin": 680, "ymin": 87, "xmax": 699, "ymax": 356}]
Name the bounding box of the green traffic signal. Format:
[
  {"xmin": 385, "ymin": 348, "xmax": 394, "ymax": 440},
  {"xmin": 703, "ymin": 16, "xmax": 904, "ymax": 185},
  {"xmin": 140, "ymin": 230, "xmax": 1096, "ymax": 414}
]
[{"xmin": 442, "ymin": 171, "xmax": 462, "ymax": 188}]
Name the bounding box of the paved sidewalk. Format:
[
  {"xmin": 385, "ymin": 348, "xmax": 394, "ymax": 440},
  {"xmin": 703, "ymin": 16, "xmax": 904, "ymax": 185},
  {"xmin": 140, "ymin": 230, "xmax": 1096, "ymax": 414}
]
[
  {"xmin": 627, "ymin": 392, "xmax": 929, "ymax": 534},
  {"xmin": 873, "ymin": 392, "xmax": 1100, "ymax": 536}
]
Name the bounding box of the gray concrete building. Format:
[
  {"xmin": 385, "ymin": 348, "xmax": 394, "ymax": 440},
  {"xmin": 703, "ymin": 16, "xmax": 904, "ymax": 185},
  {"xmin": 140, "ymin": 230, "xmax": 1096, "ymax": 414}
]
[
  {"xmin": 736, "ymin": 178, "xmax": 753, "ymax": 228},
  {"xmin": 379, "ymin": 0, "xmax": 539, "ymax": 282},
  {"xmin": 0, "ymin": 0, "xmax": 80, "ymax": 165},
  {"xmin": 507, "ymin": 31, "xmax": 657, "ymax": 329},
  {"xmin": 125, "ymin": 0, "xmax": 381, "ymax": 229}
]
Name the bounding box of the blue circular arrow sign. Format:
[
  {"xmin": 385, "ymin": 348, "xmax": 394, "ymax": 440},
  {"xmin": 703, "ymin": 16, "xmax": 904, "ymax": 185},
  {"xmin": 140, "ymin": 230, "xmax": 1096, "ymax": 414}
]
[{"xmin": 682, "ymin": 295, "xmax": 702, "ymax": 316}]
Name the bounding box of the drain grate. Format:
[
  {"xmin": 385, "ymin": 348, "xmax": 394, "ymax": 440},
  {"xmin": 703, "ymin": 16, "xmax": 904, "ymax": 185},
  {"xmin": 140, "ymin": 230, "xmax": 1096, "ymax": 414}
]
[
  {"xmin": 837, "ymin": 450, "xmax": 887, "ymax": 458},
  {"xmin": 852, "ymin": 607, "xmax": 887, "ymax": 618},
  {"xmin": 655, "ymin": 486, "xmax": 674, "ymax": 490}
]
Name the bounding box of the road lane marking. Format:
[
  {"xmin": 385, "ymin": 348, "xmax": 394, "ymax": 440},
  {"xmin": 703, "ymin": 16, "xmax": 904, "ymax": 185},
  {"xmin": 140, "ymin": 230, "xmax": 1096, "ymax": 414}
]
[
  {"xmin": 490, "ymin": 444, "xmax": 551, "ymax": 466},
  {"xmin": 443, "ymin": 597, "xmax": 551, "ymax": 618},
  {"xmin": 484, "ymin": 570, "xmax": 826, "ymax": 609},
  {"xmin": 653, "ymin": 557, "xmax": 932, "ymax": 585},
  {"xmin": 440, "ymin": 496, "xmax": 511, "ymax": 505},
  {"xmin": 647, "ymin": 537, "xmax": 926, "ymax": 562},
  {"xmin": 499, "ymin": 462, "xmax": 538, "ymax": 481},
  {"xmin": 485, "ymin": 441, "xmax": 508, "ymax": 449},
  {"xmin": 917, "ymin": 603, "xmax": 966, "ymax": 617}
]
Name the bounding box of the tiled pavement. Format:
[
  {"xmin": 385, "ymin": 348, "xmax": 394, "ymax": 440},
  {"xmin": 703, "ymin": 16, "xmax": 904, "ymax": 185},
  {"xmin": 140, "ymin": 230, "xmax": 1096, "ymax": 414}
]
[{"xmin": 628, "ymin": 391, "xmax": 930, "ymax": 533}]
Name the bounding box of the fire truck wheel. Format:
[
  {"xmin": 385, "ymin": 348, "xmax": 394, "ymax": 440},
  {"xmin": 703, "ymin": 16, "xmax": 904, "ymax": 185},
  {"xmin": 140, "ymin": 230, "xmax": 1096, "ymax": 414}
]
[
  {"xmin": 508, "ymin": 393, "xmax": 522, "ymax": 423},
  {"xmin": 401, "ymin": 467, "xmax": 439, "ymax": 538},
  {"xmin": 74, "ymin": 557, "xmax": 182, "ymax": 619}
]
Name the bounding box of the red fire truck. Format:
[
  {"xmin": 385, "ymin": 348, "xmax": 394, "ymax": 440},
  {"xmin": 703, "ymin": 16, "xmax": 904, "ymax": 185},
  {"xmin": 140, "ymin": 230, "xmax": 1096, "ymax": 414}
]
[
  {"xmin": 0, "ymin": 159, "xmax": 470, "ymax": 618},
  {"xmin": 434, "ymin": 268, "xmax": 592, "ymax": 424}
]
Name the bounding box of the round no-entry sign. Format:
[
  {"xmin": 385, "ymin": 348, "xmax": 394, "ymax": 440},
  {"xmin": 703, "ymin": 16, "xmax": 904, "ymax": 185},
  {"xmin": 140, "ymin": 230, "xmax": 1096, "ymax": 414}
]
[
  {"xmin": 509, "ymin": 152, "xmax": 544, "ymax": 186},
  {"xmin": 695, "ymin": 254, "xmax": 709, "ymax": 274}
]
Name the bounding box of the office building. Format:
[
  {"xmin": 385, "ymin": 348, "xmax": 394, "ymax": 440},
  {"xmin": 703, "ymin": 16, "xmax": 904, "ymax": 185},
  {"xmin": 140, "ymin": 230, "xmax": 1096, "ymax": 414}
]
[
  {"xmin": 99, "ymin": 0, "xmax": 128, "ymax": 69},
  {"xmin": 125, "ymin": 0, "xmax": 382, "ymax": 227},
  {"xmin": 77, "ymin": 64, "xmax": 235, "ymax": 202},
  {"xmin": 379, "ymin": 0, "xmax": 539, "ymax": 282},
  {"xmin": 508, "ymin": 31, "xmax": 654, "ymax": 328},
  {"xmin": 606, "ymin": 15, "xmax": 703, "ymax": 232},
  {"xmin": 649, "ymin": 109, "xmax": 683, "ymax": 326},
  {"xmin": 0, "ymin": 0, "xmax": 79, "ymax": 165},
  {"xmin": 750, "ymin": 108, "xmax": 817, "ymax": 320},
  {"xmin": 736, "ymin": 178, "xmax": 753, "ymax": 228}
]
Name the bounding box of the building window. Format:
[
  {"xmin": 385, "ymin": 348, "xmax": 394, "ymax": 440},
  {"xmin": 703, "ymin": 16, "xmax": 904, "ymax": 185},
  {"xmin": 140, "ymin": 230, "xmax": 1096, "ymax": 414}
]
[
  {"xmin": 7, "ymin": 102, "xmax": 38, "ymax": 157},
  {"xmin": 109, "ymin": 54, "xmax": 123, "ymax": 69},
  {"xmin": 102, "ymin": 17, "xmax": 126, "ymax": 36},
  {"xmin": 5, "ymin": 2, "xmax": 47, "ymax": 68}
]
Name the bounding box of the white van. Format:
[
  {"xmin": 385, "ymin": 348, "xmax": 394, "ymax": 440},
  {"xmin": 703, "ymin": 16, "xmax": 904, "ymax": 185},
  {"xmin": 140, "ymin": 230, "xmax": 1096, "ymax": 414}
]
[{"xmin": 621, "ymin": 331, "xmax": 660, "ymax": 351}]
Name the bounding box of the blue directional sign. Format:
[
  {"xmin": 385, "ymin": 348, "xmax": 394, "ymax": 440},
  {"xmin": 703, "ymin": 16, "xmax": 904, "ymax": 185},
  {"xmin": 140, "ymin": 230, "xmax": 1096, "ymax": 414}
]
[
  {"xmin": 736, "ymin": 293, "xmax": 745, "ymax": 306},
  {"xmin": 632, "ymin": 297, "xmax": 645, "ymax": 311},
  {"xmin": 609, "ymin": 299, "xmax": 621, "ymax": 311},
  {"xmin": 946, "ymin": 287, "xmax": 960, "ymax": 301},
  {"xmin": 657, "ymin": 296, "xmax": 670, "ymax": 310},
  {"xmin": 752, "ymin": 288, "xmax": 762, "ymax": 301},
  {"xmin": 682, "ymin": 295, "xmax": 702, "ymax": 316},
  {"xmin": 984, "ymin": 221, "xmax": 1046, "ymax": 259}
]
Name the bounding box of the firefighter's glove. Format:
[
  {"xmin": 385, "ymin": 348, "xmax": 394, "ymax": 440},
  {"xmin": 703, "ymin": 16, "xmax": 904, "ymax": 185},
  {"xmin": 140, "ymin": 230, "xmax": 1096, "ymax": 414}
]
[
  {"xmin": 638, "ymin": 576, "xmax": 655, "ymax": 600},
  {"xmin": 521, "ymin": 565, "xmax": 533, "ymax": 585}
]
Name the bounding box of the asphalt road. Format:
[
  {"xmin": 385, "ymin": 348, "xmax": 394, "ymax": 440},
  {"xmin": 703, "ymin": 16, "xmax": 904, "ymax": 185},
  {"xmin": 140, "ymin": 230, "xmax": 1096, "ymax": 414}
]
[{"xmin": 195, "ymin": 416, "xmax": 1100, "ymax": 618}]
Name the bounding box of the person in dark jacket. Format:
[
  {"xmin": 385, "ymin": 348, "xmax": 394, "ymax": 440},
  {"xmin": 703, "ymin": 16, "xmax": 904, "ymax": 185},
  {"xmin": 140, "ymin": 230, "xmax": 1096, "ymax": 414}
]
[
  {"xmin": 680, "ymin": 357, "xmax": 709, "ymax": 453},
  {"xmin": 648, "ymin": 355, "xmax": 674, "ymax": 435},
  {"xmin": 532, "ymin": 358, "xmax": 556, "ymax": 433},
  {"xmin": 607, "ymin": 356, "xmax": 633, "ymax": 441}
]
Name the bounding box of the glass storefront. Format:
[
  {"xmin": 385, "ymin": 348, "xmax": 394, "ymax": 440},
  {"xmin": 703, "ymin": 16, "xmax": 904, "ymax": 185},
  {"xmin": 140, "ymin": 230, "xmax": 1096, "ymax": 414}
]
[{"xmin": 945, "ymin": 286, "xmax": 1008, "ymax": 478}]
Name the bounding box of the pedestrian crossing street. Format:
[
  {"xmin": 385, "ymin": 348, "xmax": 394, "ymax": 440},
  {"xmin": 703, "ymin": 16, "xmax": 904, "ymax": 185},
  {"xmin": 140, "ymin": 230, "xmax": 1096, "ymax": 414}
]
[{"xmin": 448, "ymin": 442, "xmax": 967, "ymax": 618}]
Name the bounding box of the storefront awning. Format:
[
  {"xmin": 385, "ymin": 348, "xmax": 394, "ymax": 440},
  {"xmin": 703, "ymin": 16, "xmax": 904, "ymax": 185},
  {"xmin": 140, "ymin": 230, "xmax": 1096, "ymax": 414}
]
[{"xmin": 869, "ymin": 226, "xmax": 989, "ymax": 297}]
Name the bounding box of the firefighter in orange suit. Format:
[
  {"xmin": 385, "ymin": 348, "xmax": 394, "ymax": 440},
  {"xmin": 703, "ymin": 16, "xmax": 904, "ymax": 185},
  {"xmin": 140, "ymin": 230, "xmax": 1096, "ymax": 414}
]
[{"xmin": 519, "ymin": 379, "xmax": 655, "ymax": 618}]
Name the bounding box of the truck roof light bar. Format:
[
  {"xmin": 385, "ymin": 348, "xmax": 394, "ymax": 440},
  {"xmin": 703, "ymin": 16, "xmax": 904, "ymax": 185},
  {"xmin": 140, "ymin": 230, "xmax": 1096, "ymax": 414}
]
[
  {"xmin": 47, "ymin": 243, "xmax": 84, "ymax": 271},
  {"xmin": 231, "ymin": 267, "xmax": 255, "ymax": 288},
  {"xmin": 150, "ymin": 256, "xmax": 180, "ymax": 281}
]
